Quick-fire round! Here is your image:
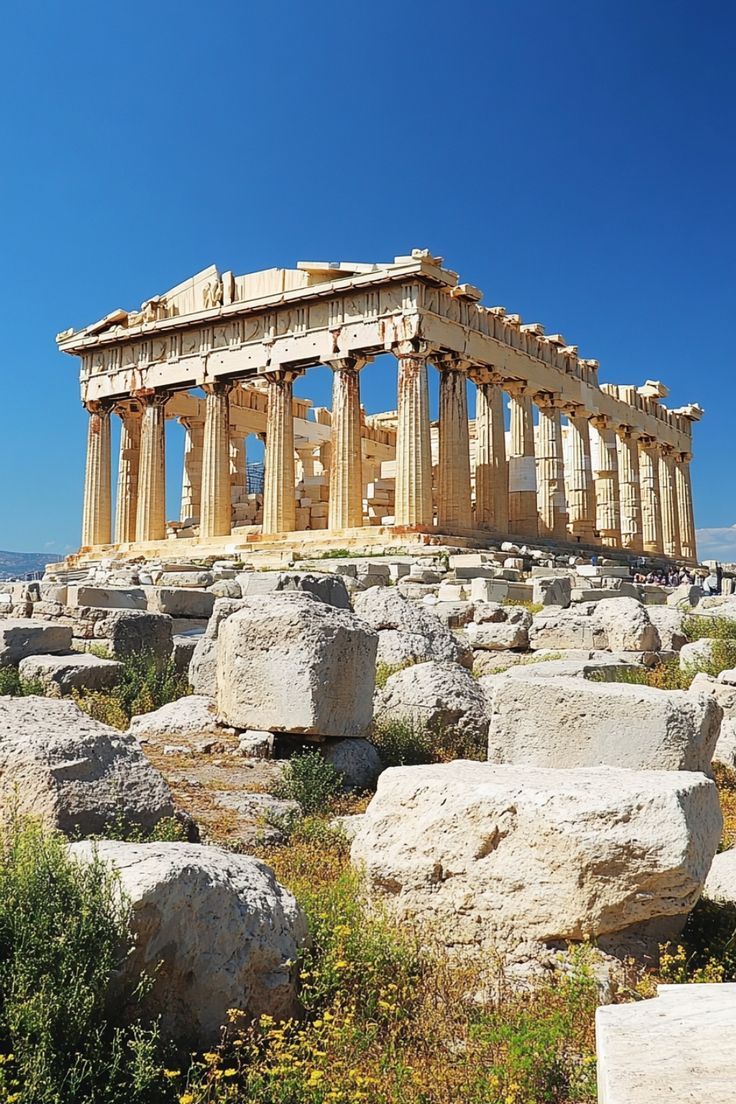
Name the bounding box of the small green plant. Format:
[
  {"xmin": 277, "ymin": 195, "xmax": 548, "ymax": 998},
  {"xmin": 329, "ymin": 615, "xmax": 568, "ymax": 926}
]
[
  {"xmin": 73, "ymin": 651, "xmax": 190, "ymax": 729},
  {"xmin": 0, "ymin": 666, "xmax": 45, "ymax": 697},
  {"xmin": 0, "ymin": 816, "xmax": 174, "ymax": 1103},
  {"xmin": 682, "ymin": 614, "xmax": 736, "ymax": 643},
  {"xmin": 371, "ymin": 716, "xmax": 434, "ymax": 766},
  {"xmin": 275, "ymin": 750, "xmax": 343, "ymax": 816},
  {"xmin": 502, "ymin": 599, "xmax": 543, "ymax": 614},
  {"xmin": 375, "ymin": 658, "xmax": 415, "ymax": 690}
]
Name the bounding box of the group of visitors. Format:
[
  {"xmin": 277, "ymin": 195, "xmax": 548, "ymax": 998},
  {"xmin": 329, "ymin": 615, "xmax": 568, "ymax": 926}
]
[{"xmin": 632, "ymin": 567, "xmax": 696, "ymax": 587}]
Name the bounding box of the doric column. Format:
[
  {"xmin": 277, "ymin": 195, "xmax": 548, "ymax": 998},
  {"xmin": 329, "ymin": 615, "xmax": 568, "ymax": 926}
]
[
  {"xmin": 328, "ymin": 357, "xmax": 366, "ymax": 530},
  {"xmin": 180, "ymin": 416, "xmax": 204, "ymax": 523},
  {"xmin": 564, "ymin": 406, "xmax": 596, "ymax": 541},
  {"xmin": 114, "ymin": 401, "xmax": 142, "ymax": 545},
  {"xmin": 590, "ymin": 415, "xmax": 621, "ymax": 548},
  {"xmin": 506, "ymin": 382, "xmax": 538, "ymax": 537},
  {"xmin": 471, "ymin": 370, "xmax": 508, "ymax": 532},
  {"xmin": 135, "ymin": 391, "xmax": 168, "ymax": 543},
  {"xmin": 394, "ymin": 343, "xmax": 433, "ymax": 528},
  {"xmin": 615, "ymin": 427, "xmax": 644, "ymax": 553},
  {"xmin": 262, "ymin": 369, "xmax": 298, "ymax": 534},
  {"xmin": 230, "ymin": 434, "xmax": 247, "ymax": 505},
  {"xmin": 638, "ymin": 436, "xmax": 663, "ymax": 555},
  {"xmin": 658, "ymin": 444, "xmax": 681, "ymax": 559},
  {"xmin": 81, "ymin": 401, "xmax": 112, "ymax": 548},
  {"xmin": 675, "ymin": 452, "xmax": 696, "ymax": 561},
  {"xmin": 535, "ymin": 393, "xmax": 568, "ymax": 540},
  {"xmin": 435, "ymin": 355, "xmax": 472, "ymax": 530},
  {"xmin": 200, "ymin": 381, "xmax": 232, "ymax": 539}
]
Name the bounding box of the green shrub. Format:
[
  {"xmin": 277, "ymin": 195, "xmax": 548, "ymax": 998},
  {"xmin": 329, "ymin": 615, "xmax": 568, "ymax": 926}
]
[
  {"xmin": 682, "ymin": 614, "xmax": 736, "ymax": 642},
  {"xmin": 0, "ymin": 816, "xmax": 174, "ymax": 1103},
  {"xmin": 275, "ymin": 750, "xmax": 343, "ymax": 816},
  {"xmin": 371, "ymin": 717, "xmax": 434, "ymax": 767},
  {"xmin": 375, "ymin": 658, "xmax": 415, "ymax": 690},
  {"xmin": 0, "ymin": 667, "xmax": 46, "ymax": 698},
  {"xmin": 73, "ymin": 651, "xmax": 190, "ymax": 729}
]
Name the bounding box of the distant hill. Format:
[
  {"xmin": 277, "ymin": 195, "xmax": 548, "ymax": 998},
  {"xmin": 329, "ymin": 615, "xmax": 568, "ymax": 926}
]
[{"xmin": 0, "ymin": 550, "xmax": 60, "ymax": 581}]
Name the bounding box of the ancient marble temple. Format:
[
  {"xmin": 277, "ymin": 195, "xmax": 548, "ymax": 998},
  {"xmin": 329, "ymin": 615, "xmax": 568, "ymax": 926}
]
[{"xmin": 57, "ymin": 250, "xmax": 702, "ymax": 561}]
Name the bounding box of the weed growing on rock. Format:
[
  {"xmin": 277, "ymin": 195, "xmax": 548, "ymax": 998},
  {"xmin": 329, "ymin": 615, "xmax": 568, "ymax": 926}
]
[
  {"xmin": 374, "ymin": 659, "xmax": 416, "ymax": 690},
  {"xmin": 0, "ymin": 667, "xmax": 45, "ymax": 697},
  {"xmin": 370, "ymin": 717, "xmax": 434, "ymax": 766},
  {"xmin": 73, "ymin": 651, "xmax": 190, "ymax": 729},
  {"xmin": 275, "ymin": 751, "xmax": 343, "ymax": 817}
]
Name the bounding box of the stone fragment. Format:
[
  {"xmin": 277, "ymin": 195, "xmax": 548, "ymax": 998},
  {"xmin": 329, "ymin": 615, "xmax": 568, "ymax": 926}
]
[
  {"xmin": 148, "ymin": 587, "xmax": 215, "ymax": 619},
  {"xmin": 188, "ymin": 597, "xmax": 245, "ymax": 696},
  {"xmin": 0, "ymin": 619, "xmax": 72, "ymax": 666},
  {"xmin": 237, "ymin": 571, "xmax": 350, "ymax": 609},
  {"xmin": 0, "ymin": 697, "xmax": 176, "ymax": 836},
  {"xmin": 239, "ymin": 731, "xmax": 274, "ymax": 758},
  {"xmin": 596, "ymin": 984, "xmax": 736, "ymax": 1104},
  {"xmin": 129, "ymin": 695, "xmax": 234, "ymax": 743},
  {"xmin": 353, "ymin": 587, "xmax": 471, "ymax": 668},
  {"xmin": 321, "ymin": 738, "xmax": 383, "ymax": 791},
  {"xmin": 68, "ymin": 841, "xmax": 307, "ymax": 1046},
  {"xmin": 590, "ymin": 597, "xmax": 661, "ymax": 652},
  {"xmin": 351, "ymin": 763, "xmax": 721, "ymax": 956},
  {"xmin": 66, "ymin": 585, "xmax": 147, "ymax": 610},
  {"xmin": 647, "ymin": 606, "xmax": 687, "ymax": 651},
  {"xmin": 679, "ymin": 638, "xmax": 717, "ymax": 670},
  {"xmin": 217, "ymin": 592, "xmax": 377, "ymax": 736},
  {"xmin": 465, "ymin": 606, "xmax": 531, "ymax": 651},
  {"xmin": 375, "ymin": 661, "xmax": 490, "ymax": 750},
  {"xmin": 209, "ymin": 578, "xmax": 242, "ymax": 599},
  {"xmin": 157, "ymin": 571, "xmax": 214, "ymax": 588},
  {"xmin": 94, "ymin": 610, "xmax": 173, "ymax": 661},
  {"xmin": 172, "ymin": 631, "xmax": 200, "ymax": 673},
  {"xmin": 487, "ymin": 676, "xmax": 720, "ymax": 772},
  {"xmin": 712, "ymin": 718, "xmax": 736, "ymax": 768},
  {"xmin": 528, "ymin": 604, "xmax": 601, "ymax": 650},
  {"xmin": 532, "ymin": 575, "xmax": 572, "ymax": 608},
  {"xmin": 18, "ymin": 652, "xmax": 122, "ymax": 693}
]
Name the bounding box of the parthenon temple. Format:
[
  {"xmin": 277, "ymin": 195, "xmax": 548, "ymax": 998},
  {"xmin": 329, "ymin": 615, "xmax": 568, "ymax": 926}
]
[{"xmin": 57, "ymin": 249, "xmax": 702, "ymax": 562}]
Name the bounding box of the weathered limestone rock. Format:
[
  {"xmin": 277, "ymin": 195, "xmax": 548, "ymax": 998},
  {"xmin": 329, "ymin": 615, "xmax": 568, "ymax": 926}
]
[
  {"xmin": 157, "ymin": 570, "xmax": 214, "ymax": 588},
  {"xmin": 497, "ymin": 657, "xmax": 640, "ymax": 681},
  {"xmin": 67, "ymin": 585, "xmax": 147, "ymax": 610},
  {"xmin": 487, "ymin": 676, "xmax": 720, "ymax": 772},
  {"xmin": 172, "ymin": 631, "xmax": 200, "ymax": 673},
  {"xmin": 713, "ymin": 718, "xmax": 736, "ymax": 768},
  {"xmin": 351, "ymin": 763, "xmax": 721, "ymax": 956},
  {"xmin": 148, "ymin": 587, "xmax": 215, "ymax": 619},
  {"xmin": 321, "ymin": 738, "xmax": 383, "ymax": 791},
  {"xmin": 667, "ymin": 583, "xmax": 702, "ymax": 608},
  {"xmin": 237, "ymin": 571, "xmax": 350, "ymax": 609},
  {"xmin": 590, "ymin": 597, "xmax": 661, "ymax": 652},
  {"xmin": 69, "ymin": 841, "xmax": 307, "ymax": 1046},
  {"xmin": 647, "ymin": 606, "xmax": 687, "ymax": 651},
  {"xmin": 217, "ymin": 593, "xmax": 377, "ymax": 736},
  {"xmin": 689, "ymin": 671, "xmax": 736, "ymax": 718},
  {"xmin": 129, "ymin": 696, "xmax": 234, "ymax": 744},
  {"xmin": 596, "ymin": 984, "xmax": 736, "ymax": 1104},
  {"xmin": 532, "ymin": 575, "xmax": 572, "ymax": 608},
  {"xmin": 704, "ymin": 848, "xmax": 736, "ymax": 902},
  {"xmin": 94, "ymin": 610, "xmax": 173, "ymax": 661},
  {"xmin": 679, "ymin": 638, "xmax": 717, "ymax": 670},
  {"xmin": 528, "ymin": 604, "xmax": 602, "ymax": 651},
  {"xmin": 18, "ymin": 652, "xmax": 122, "ymax": 693},
  {"xmin": 209, "ymin": 578, "xmax": 242, "ymax": 599},
  {"xmin": 465, "ymin": 605, "xmax": 532, "ymax": 651},
  {"xmin": 188, "ymin": 597, "xmax": 246, "ymax": 696},
  {"xmin": 353, "ymin": 587, "xmax": 471, "ymax": 668},
  {"xmin": 375, "ymin": 661, "xmax": 490, "ymax": 749},
  {"xmin": 0, "ymin": 697, "xmax": 176, "ymax": 836},
  {"xmin": 0, "ymin": 619, "xmax": 72, "ymax": 667}
]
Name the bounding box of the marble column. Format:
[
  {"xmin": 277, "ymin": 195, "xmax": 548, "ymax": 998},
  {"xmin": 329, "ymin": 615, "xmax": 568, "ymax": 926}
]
[
  {"xmin": 180, "ymin": 417, "xmax": 204, "ymax": 523},
  {"xmin": 506, "ymin": 382, "xmax": 537, "ymax": 537},
  {"xmin": 262, "ymin": 370, "xmax": 297, "ymax": 534},
  {"xmin": 135, "ymin": 392, "xmax": 168, "ymax": 543},
  {"xmin": 199, "ymin": 382, "xmax": 232, "ymax": 539},
  {"xmin": 675, "ymin": 452, "xmax": 697, "ymax": 561},
  {"xmin": 615, "ymin": 427, "xmax": 643, "ymax": 553},
  {"xmin": 565, "ymin": 407, "xmax": 596, "ymax": 541},
  {"xmin": 535, "ymin": 393, "xmax": 568, "ymax": 540},
  {"xmin": 113, "ymin": 401, "xmax": 141, "ymax": 545},
  {"xmin": 436, "ymin": 356, "xmax": 472, "ymax": 530},
  {"xmin": 638, "ymin": 436, "xmax": 664, "ymax": 555},
  {"xmin": 658, "ymin": 444, "xmax": 681, "ymax": 559},
  {"xmin": 394, "ymin": 345, "xmax": 433, "ymax": 528},
  {"xmin": 328, "ymin": 357, "xmax": 365, "ymax": 530},
  {"xmin": 472, "ymin": 371, "xmax": 508, "ymax": 532},
  {"xmin": 590, "ymin": 415, "xmax": 621, "ymax": 548},
  {"xmin": 81, "ymin": 401, "xmax": 112, "ymax": 548}
]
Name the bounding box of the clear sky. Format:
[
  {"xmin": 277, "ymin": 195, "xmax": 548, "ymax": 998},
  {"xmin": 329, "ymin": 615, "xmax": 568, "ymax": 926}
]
[{"xmin": 1, "ymin": 0, "xmax": 734, "ymax": 558}]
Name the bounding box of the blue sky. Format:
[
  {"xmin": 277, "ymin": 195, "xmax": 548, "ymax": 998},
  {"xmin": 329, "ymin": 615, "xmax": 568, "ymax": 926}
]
[{"xmin": 1, "ymin": 0, "xmax": 734, "ymax": 557}]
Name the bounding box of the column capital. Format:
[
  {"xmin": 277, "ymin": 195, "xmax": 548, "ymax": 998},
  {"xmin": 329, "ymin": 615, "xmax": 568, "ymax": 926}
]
[
  {"xmin": 504, "ymin": 379, "xmax": 529, "ymax": 398},
  {"xmin": 615, "ymin": 424, "xmax": 640, "ymax": 442},
  {"xmin": 677, "ymin": 450, "xmax": 693, "ymax": 464},
  {"xmin": 83, "ymin": 398, "xmax": 114, "ymax": 416},
  {"xmin": 202, "ymin": 380, "xmax": 233, "ymax": 396},
  {"xmin": 533, "ymin": 391, "xmax": 563, "ymax": 411},
  {"xmin": 263, "ymin": 367, "xmax": 303, "ymax": 385},
  {"xmin": 561, "ymin": 400, "xmax": 588, "ymax": 419},
  {"xmin": 113, "ymin": 398, "xmax": 143, "ymax": 421},
  {"xmin": 134, "ymin": 388, "xmax": 170, "ymax": 409},
  {"xmin": 325, "ymin": 355, "xmax": 372, "ymax": 373},
  {"xmin": 468, "ymin": 366, "xmax": 505, "ymax": 387},
  {"xmin": 657, "ymin": 441, "xmax": 676, "ymax": 458},
  {"xmin": 637, "ymin": 433, "xmax": 658, "ymax": 451},
  {"xmin": 589, "ymin": 413, "xmax": 611, "ymax": 432},
  {"xmin": 392, "ymin": 339, "xmax": 436, "ymax": 361},
  {"xmin": 431, "ymin": 352, "xmax": 472, "ymax": 373}
]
